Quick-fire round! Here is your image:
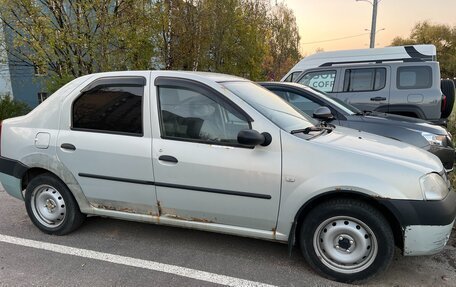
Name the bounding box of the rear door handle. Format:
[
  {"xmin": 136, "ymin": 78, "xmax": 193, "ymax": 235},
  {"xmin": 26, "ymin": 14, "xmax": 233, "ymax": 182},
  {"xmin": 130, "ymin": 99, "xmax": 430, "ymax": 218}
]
[
  {"xmin": 158, "ymin": 155, "xmax": 178, "ymax": 163},
  {"xmin": 61, "ymin": 143, "xmax": 76, "ymax": 151},
  {"xmin": 370, "ymin": 97, "xmax": 387, "ymax": 101}
]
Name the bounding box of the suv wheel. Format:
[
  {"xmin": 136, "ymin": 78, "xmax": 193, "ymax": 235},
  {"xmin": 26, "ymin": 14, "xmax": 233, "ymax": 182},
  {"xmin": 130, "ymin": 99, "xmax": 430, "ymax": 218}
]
[
  {"xmin": 300, "ymin": 199, "xmax": 394, "ymax": 283},
  {"xmin": 25, "ymin": 173, "xmax": 86, "ymax": 235}
]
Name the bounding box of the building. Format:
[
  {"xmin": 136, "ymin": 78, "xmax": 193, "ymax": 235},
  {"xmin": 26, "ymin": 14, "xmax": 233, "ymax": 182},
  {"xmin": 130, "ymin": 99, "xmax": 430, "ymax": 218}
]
[{"xmin": 0, "ymin": 23, "xmax": 45, "ymax": 108}]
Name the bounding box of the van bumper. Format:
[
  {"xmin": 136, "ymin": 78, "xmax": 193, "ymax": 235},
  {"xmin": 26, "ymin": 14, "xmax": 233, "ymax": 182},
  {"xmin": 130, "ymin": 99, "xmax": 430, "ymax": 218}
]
[{"xmin": 0, "ymin": 156, "xmax": 28, "ymax": 200}]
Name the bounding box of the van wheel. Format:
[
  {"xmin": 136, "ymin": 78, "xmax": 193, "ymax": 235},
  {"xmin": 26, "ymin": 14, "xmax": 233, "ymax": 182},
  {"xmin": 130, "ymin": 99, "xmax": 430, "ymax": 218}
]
[
  {"xmin": 441, "ymin": 79, "xmax": 455, "ymax": 118},
  {"xmin": 300, "ymin": 199, "xmax": 394, "ymax": 283},
  {"xmin": 25, "ymin": 173, "xmax": 85, "ymax": 235}
]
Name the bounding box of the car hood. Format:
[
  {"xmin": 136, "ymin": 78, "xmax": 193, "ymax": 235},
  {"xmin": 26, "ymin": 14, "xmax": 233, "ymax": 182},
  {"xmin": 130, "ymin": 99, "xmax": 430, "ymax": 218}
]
[
  {"xmin": 348, "ymin": 112, "xmax": 448, "ymax": 135},
  {"xmin": 301, "ymin": 126, "xmax": 443, "ymax": 172}
]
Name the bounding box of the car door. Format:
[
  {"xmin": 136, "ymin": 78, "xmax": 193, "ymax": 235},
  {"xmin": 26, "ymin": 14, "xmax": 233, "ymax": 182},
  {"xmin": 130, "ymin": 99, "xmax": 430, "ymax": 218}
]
[
  {"xmin": 56, "ymin": 73, "xmax": 159, "ymax": 216},
  {"xmin": 150, "ymin": 76, "xmax": 282, "ymax": 231},
  {"xmin": 335, "ymin": 66, "xmax": 391, "ymax": 112}
]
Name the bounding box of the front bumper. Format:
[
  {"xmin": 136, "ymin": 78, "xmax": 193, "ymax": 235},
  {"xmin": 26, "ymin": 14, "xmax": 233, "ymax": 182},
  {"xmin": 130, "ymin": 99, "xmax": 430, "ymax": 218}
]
[
  {"xmin": 403, "ymin": 220, "xmax": 454, "ymax": 256},
  {"xmin": 379, "ymin": 189, "xmax": 456, "ymax": 255}
]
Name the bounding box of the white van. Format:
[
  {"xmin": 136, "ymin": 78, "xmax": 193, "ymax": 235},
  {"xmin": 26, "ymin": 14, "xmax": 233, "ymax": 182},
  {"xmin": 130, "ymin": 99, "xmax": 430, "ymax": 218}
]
[{"xmin": 282, "ymin": 45, "xmax": 455, "ymax": 125}]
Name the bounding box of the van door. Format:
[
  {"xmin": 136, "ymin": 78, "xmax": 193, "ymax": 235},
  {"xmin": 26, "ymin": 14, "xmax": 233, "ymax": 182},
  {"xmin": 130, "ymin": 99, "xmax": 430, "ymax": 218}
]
[{"xmin": 335, "ymin": 66, "xmax": 390, "ymax": 112}]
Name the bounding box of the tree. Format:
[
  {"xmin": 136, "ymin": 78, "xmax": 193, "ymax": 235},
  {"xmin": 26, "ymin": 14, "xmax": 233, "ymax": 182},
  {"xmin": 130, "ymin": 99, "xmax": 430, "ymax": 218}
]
[
  {"xmin": 391, "ymin": 21, "xmax": 456, "ymax": 78},
  {"xmin": 0, "ymin": 0, "xmax": 158, "ymax": 81},
  {"xmin": 263, "ymin": 3, "xmax": 301, "ymax": 80}
]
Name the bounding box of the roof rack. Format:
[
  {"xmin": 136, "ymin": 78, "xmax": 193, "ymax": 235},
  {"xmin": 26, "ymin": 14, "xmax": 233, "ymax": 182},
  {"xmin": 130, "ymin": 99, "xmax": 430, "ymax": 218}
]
[{"xmin": 319, "ymin": 58, "xmax": 424, "ymax": 67}]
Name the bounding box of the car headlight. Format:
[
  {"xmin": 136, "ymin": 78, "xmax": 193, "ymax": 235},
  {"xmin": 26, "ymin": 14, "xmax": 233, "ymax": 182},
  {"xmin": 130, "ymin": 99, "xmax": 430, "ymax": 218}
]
[
  {"xmin": 419, "ymin": 173, "xmax": 450, "ymax": 200},
  {"xmin": 421, "ymin": 132, "xmax": 447, "ymax": 146}
]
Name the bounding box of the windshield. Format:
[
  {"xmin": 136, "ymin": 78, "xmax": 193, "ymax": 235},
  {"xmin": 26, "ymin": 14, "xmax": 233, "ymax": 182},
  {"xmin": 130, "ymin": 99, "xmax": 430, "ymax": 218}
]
[
  {"xmin": 221, "ymin": 81, "xmax": 315, "ymax": 131},
  {"xmin": 306, "ymin": 87, "xmax": 362, "ymax": 115}
]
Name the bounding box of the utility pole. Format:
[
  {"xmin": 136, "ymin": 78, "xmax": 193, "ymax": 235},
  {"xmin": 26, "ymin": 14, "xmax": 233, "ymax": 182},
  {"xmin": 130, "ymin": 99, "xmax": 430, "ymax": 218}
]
[
  {"xmin": 369, "ymin": 0, "xmax": 378, "ymax": 48},
  {"xmin": 357, "ymin": 0, "xmax": 380, "ymax": 48}
]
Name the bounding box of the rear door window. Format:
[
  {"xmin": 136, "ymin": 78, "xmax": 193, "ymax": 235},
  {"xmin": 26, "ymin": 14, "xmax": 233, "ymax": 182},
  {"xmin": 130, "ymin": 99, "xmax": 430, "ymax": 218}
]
[
  {"xmin": 298, "ymin": 70, "xmax": 336, "ymax": 93},
  {"xmin": 343, "ymin": 68, "xmax": 386, "ymax": 92},
  {"xmin": 397, "ymin": 66, "xmax": 432, "ymax": 89},
  {"xmin": 73, "ymin": 86, "xmax": 144, "ymax": 135}
]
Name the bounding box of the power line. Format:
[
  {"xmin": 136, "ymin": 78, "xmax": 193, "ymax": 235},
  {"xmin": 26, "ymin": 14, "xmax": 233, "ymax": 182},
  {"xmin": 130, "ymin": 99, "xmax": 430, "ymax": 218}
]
[{"xmin": 301, "ymin": 32, "xmax": 370, "ymax": 45}]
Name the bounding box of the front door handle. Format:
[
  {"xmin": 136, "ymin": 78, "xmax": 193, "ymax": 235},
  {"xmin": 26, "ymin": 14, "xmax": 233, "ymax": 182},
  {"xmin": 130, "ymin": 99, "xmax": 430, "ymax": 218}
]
[
  {"xmin": 158, "ymin": 155, "xmax": 178, "ymax": 163},
  {"xmin": 370, "ymin": 97, "xmax": 387, "ymax": 101},
  {"xmin": 61, "ymin": 143, "xmax": 76, "ymax": 151}
]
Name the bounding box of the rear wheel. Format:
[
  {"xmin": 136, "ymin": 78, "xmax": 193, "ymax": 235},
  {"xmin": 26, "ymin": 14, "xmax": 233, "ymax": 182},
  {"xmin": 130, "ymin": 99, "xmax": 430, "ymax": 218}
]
[
  {"xmin": 25, "ymin": 173, "xmax": 85, "ymax": 235},
  {"xmin": 440, "ymin": 79, "xmax": 455, "ymax": 118},
  {"xmin": 300, "ymin": 199, "xmax": 394, "ymax": 283}
]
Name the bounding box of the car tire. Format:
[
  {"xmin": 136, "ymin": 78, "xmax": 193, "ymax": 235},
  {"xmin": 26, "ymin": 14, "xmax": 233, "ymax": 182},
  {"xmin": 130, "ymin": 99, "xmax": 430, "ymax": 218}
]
[
  {"xmin": 440, "ymin": 79, "xmax": 455, "ymax": 118},
  {"xmin": 25, "ymin": 173, "xmax": 86, "ymax": 235},
  {"xmin": 299, "ymin": 198, "xmax": 394, "ymax": 283}
]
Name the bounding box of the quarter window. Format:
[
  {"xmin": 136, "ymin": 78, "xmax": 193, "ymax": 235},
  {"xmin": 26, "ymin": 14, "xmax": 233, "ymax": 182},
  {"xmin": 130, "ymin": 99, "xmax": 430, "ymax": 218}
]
[
  {"xmin": 298, "ymin": 70, "xmax": 336, "ymax": 93},
  {"xmin": 72, "ymin": 86, "xmax": 144, "ymax": 135},
  {"xmin": 284, "ymin": 71, "xmax": 302, "ymax": 82},
  {"xmin": 158, "ymin": 86, "xmax": 250, "ymax": 144},
  {"xmin": 343, "ymin": 68, "xmax": 386, "ymax": 92},
  {"xmin": 397, "ymin": 66, "xmax": 432, "ymax": 89}
]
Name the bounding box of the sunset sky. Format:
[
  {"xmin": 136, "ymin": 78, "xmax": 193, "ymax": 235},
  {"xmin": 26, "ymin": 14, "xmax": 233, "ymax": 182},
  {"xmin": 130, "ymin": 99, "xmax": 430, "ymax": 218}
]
[{"xmin": 284, "ymin": 0, "xmax": 456, "ymax": 56}]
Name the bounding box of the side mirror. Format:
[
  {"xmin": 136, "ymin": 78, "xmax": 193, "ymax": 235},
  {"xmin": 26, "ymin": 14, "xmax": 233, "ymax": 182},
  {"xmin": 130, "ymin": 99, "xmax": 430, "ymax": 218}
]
[
  {"xmin": 237, "ymin": 129, "xmax": 272, "ymax": 147},
  {"xmin": 313, "ymin": 106, "xmax": 334, "ymax": 120}
]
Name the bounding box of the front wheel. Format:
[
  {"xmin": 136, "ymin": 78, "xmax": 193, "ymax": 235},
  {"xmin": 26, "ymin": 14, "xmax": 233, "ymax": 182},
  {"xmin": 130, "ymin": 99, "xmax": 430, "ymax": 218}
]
[
  {"xmin": 25, "ymin": 173, "xmax": 86, "ymax": 235},
  {"xmin": 300, "ymin": 199, "xmax": 394, "ymax": 283}
]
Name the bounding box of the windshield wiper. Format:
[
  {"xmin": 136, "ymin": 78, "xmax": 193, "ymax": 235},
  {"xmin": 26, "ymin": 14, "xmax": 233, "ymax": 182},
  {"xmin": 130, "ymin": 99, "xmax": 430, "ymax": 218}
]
[{"xmin": 291, "ymin": 125, "xmax": 333, "ymax": 135}]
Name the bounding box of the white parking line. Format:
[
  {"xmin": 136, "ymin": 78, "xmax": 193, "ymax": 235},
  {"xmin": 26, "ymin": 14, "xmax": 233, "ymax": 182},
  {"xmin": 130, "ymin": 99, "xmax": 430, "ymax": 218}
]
[{"xmin": 0, "ymin": 234, "xmax": 276, "ymax": 287}]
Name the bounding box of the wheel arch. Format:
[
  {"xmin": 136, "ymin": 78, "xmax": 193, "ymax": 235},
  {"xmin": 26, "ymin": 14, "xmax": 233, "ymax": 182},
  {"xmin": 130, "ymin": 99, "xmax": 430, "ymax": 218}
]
[
  {"xmin": 18, "ymin": 155, "xmax": 93, "ymax": 213},
  {"xmin": 291, "ymin": 191, "xmax": 404, "ymax": 251}
]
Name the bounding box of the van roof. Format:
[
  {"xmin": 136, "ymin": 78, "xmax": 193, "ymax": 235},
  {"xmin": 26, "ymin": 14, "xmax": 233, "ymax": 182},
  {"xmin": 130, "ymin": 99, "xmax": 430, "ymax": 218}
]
[{"xmin": 282, "ymin": 45, "xmax": 436, "ymax": 81}]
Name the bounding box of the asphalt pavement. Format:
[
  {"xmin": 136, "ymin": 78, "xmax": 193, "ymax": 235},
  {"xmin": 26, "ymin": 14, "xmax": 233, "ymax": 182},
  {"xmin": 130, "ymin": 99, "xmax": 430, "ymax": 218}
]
[{"xmin": 0, "ymin": 188, "xmax": 455, "ymax": 287}]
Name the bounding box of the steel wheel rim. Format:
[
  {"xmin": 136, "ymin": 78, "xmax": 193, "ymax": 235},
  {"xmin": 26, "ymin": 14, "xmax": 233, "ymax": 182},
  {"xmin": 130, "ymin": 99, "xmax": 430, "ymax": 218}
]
[
  {"xmin": 30, "ymin": 184, "xmax": 67, "ymax": 228},
  {"xmin": 313, "ymin": 216, "xmax": 378, "ymax": 274}
]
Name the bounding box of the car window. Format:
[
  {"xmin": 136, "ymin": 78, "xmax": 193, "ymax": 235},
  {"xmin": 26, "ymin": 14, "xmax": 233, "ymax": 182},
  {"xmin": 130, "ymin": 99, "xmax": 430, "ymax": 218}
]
[
  {"xmin": 272, "ymin": 90, "xmax": 321, "ymax": 117},
  {"xmin": 397, "ymin": 66, "xmax": 432, "ymax": 89},
  {"xmin": 221, "ymin": 81, "xmax": 315, "ymax": 132},
  {"xmin": 298, "ymin": 70, "xmax": 336, "ymax": 93},
  {"xmin": 158, "ymin": 86, "xmax": 250, "ymax": 144},
  {"xmin": 72, "ymin": 86, "xmax": 143, "ymax": 135},
  {"xmin": 284, "ymin": 71, "xmax": 302, "ymax": 82},
  {"xmin": 343, "ymin": 68, "xmax": 386, "ymax": 92}
]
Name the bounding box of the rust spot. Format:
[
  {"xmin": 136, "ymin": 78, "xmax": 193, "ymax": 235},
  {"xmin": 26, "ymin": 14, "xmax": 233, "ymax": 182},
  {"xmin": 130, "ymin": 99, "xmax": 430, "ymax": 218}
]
[
  {"xmin": 272, "ymin": 227, "xmax": 277, "ymax": 239},
  {"xmin": 335, "ymin": 187, "xmax": 342, "ymax": 191},
  {"xmin": 96, "ymin": 204, "xmax": 137, "ymax": 213},
  {"xmin": 157, "ymin": 201, "xmax": 162, "ymax": 216},
  {"xmin": 165, "ymin": 214, "xmax": 215, "ymax": 223}
]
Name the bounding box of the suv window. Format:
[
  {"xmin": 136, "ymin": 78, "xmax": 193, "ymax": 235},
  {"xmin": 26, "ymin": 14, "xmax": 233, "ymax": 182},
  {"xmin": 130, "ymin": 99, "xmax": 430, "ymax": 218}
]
[
  {"xmin": 72, "ymin": 86, "xmax": 144, "ymax": 135},
  {"xmin": 397, "ymin": 66, "xmax": 432, "ymax": 89},
  {"xmin": 343, "ymin": 68, "xmax": 386, "ymax": 92},
  {"xmin": 298, "ymin": 70, "xmax": 336, "ymax": 93},
  {"xmin": 158, "ymin": 86, "xmax": 250, "ymax": 144}
]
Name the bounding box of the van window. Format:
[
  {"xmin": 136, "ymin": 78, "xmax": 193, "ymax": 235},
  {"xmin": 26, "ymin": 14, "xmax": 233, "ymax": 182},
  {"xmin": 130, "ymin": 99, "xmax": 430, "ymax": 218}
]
[
  {"xmin": 298, "ymin": 70, "xmax": 336, "ymax": 93},
  {"xmin": 343, "ymin": 68, "xmax": 386, "ymax": 92},
  {"xmin": 397, "ymin": 66, "xmax": 432, "ymax": 89}
]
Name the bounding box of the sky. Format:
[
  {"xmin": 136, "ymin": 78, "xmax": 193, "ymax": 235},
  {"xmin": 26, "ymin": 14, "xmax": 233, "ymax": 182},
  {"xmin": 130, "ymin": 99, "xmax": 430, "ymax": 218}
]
[{"xmin": 283, "ymin": 0, "xmax": 456, "ymax": 56}]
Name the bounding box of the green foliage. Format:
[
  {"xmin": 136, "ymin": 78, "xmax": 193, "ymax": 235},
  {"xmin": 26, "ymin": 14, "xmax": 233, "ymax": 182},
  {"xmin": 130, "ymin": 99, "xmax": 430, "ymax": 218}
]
[
  {"xmin": 0, "ymin": 95, "xmax": 31, "ymax": 121},
  {"xmin": 0, "ymin": 0, "xmax": 301, "ymax": 85},
  {"xmin": 391, "ymin": 21, "xmax": 456, "ymax": 78}
]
